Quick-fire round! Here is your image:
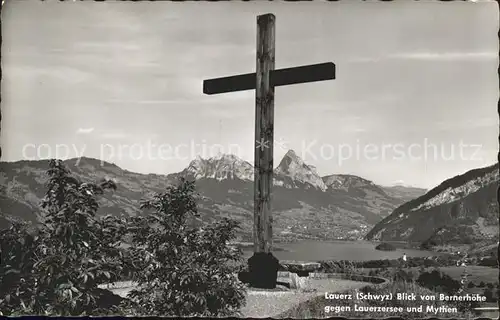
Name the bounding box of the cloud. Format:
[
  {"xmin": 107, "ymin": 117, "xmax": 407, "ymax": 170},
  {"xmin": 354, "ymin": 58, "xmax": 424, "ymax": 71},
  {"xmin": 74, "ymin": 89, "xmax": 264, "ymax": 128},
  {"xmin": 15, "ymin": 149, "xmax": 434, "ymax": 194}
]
[
  {"xmin": 339, "ymin": 126, "xmax": 367, "ymax": 134},
  {"xmin": 104, "ymin": 98, "xmax": 217, "ymax": 105},
  {"xmin": 74, "ymin": 42, "xmax": 142, "ymax": 51},
  {"xmin": 99, "ymin": 132, "xmax": 160, "ymax": 140},
  {"xmin": 348, "ymin": 52, "xmax": 497, "ymax": 63},
  {"xmin": 76, "ymin": 127, "xmax": 95, "ymax": 134},
  {"xmin": 100, "ymin": 132, "xmax": 130, "ymax": 139},
  {"xmin": 390, "ymin": 52, "xmax": 497, "ymax": 61},
  {"xmin": 391, "ymin": 180, "xmax": 411, "ymax": 187},
  {"xmin": 6, "ymin": 65, "xmax": 92, "ymax": 84}
]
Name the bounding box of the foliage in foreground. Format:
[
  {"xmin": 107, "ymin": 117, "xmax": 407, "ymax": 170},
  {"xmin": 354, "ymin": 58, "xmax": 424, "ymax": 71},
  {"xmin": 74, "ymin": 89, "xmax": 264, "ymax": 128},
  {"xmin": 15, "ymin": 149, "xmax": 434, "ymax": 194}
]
[
  {"xmin": 124, "ymin": 178, "xmax": 246, "ymax": 316},
  {"xmin": 0, "ymin": 221, "xmax": 39, "ymax": 315},
  {"xmin": 1, "ymin": 160, "xmax": 127, "ymax": 315},
  {"xmin": 0, "ymin": 160, "xmax": 246, "ymax": 317}
]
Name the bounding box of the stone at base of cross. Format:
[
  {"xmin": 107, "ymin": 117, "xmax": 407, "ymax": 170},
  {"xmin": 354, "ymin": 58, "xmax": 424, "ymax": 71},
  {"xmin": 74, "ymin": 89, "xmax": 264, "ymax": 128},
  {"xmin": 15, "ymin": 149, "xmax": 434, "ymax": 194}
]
[{"xmin": 246, "ymin": 252, "xmax": 280, "ymax": 289}]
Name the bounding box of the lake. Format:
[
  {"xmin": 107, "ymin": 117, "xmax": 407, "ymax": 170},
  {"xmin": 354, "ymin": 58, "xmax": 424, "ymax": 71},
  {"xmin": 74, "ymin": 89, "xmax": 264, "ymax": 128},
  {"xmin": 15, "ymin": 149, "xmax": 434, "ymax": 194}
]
[{"xmin": 242, "ymin": 240, "xmax": 438, "ymax": 262}]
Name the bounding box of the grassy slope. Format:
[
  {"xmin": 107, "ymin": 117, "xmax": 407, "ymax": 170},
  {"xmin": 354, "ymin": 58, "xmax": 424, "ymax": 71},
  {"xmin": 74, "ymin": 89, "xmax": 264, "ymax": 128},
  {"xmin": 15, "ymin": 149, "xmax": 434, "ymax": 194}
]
[{"xmin": 366, "ymin": 163, "xmax": 498, "ymax": 243}]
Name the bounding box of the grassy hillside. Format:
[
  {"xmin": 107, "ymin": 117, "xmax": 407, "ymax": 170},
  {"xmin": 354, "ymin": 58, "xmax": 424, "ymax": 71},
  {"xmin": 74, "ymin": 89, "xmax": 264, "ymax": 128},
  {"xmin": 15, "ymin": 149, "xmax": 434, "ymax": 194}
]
[{"xmin": 366, "ymin": 164, "xmax": 498, "ymax": 244}]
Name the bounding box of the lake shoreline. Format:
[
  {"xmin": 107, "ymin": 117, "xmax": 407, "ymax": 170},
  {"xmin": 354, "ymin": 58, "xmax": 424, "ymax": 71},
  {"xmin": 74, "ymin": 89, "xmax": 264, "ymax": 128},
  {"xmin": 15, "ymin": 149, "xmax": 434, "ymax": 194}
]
[{"xmin": 239, "ymin": 240, "xmax": 440, "ymax": 262}]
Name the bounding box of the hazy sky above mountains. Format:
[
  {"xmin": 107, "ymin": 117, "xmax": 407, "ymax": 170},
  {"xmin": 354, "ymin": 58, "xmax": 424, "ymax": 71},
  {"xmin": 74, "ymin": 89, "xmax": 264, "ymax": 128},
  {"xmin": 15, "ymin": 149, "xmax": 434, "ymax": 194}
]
[{"xmin": 2, "ymin": 1, "xmax": 498, "ymax": 189}]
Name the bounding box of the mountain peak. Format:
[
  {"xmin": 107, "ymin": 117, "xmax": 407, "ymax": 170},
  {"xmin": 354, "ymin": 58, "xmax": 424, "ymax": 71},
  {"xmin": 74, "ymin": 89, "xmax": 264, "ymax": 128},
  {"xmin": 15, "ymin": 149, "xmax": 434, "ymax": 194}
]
[
  {"xmin": 283, "ymin": 149, "xmax": 299, "ymax": 158},
  {"xmin": 322, "ymin": 174, "xmax": 389, "ymax": 197},
  {"xmin": 64, "ymin": 157, "xmax": 120, "ymax": 170},
  {"xmin": 275, "ymin": 150, "xmax": 327, "ymax": 191},
  {"xmin": 211, "ymin": 153, "xmax": 240, "ymax": 162},
  {"xmin": 182, "ymin": 153, "xmax": 254, "ymax": 181},
  {"xmin": 276, "ymin": 150, "xmax": 305, "ymax": 172}
]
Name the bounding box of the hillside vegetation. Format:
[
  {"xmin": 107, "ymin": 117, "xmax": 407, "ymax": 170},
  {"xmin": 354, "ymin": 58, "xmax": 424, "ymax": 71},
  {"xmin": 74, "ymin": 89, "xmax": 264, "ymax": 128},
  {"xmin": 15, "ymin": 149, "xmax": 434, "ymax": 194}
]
[
  {"xmin": 366, "ymin": 163, "xmax": 498, "ymax": 245},
  {"xmin": 0, "ymin": 154, "xmax": 425, "ymax": 241}
]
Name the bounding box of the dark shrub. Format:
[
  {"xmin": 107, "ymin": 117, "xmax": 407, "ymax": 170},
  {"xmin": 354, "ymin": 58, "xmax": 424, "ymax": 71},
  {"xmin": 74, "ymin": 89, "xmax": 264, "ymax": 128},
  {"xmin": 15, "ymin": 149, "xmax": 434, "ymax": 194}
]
[
  {"xmin": 420, "ymin": 239, "xmax": 437, "ymax": 250},
  {"xmin": 393, "ymin": 269, "xmax": 413, "ymax": 282},
  {"xmin": 423, "ymin": 259, "xmax": 437, "ymax": 268},
  {"xmin": 0, "ymin": 221, "xmax": 39, "ymax": 315},
  {"xmin": 483, "ymin": 288, "xmax": 494, "ymax": 302},
  {"xmin": 375, "ymin": 242, "xmax": 396, "ymax": 251},
  {"xmin": 0, "ymin": 160, "xmax": 126, "ymax": 316},
  {"xmin": 478, "ymin": 257, "xmax": 498, "ymax": 267},
  {"xmin": 416, "ymin": 270, "xmax": 460, "ymax": 294}
]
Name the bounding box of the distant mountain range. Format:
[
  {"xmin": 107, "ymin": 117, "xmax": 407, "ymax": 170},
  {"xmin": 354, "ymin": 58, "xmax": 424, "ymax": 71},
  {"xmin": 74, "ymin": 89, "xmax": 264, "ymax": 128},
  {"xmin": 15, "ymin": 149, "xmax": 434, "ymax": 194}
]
[
  {"xmin": 0, "ymin": 151, "xmax": 426, "ymax": 241},
  {"xmin": 365, "ymin": 163, "xmax": 499, "ymax": 246}
]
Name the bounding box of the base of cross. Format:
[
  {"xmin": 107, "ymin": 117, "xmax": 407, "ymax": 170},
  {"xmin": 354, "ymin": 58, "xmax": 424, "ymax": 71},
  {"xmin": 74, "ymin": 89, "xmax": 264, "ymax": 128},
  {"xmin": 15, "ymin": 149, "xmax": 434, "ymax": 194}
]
[{"xmin": 238, "ymin": 252, "xmax": 280, "ymax": 289}]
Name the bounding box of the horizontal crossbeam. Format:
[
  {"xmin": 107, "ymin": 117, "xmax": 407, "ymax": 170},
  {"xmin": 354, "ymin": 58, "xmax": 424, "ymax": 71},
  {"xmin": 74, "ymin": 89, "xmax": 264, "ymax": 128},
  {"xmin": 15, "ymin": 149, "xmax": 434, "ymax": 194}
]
[{"xmin": 203, "ymin": 62, "xmax": 335, "ymax": 95}]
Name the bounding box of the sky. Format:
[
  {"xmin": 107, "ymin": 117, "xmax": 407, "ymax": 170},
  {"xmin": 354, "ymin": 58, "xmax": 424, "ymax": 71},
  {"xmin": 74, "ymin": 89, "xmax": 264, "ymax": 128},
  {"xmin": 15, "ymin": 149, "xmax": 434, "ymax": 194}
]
[{"xmin": 1, "ymin": 0, "xmax": 499, "ymax": 189}]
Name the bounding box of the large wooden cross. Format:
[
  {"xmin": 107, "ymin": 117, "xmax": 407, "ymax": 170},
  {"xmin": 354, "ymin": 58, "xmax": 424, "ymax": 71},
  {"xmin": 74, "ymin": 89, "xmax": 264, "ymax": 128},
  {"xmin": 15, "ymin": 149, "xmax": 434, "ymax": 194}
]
[{"xmin": 203, "ymin": 13, "xmax": 335, "ymax": 261}]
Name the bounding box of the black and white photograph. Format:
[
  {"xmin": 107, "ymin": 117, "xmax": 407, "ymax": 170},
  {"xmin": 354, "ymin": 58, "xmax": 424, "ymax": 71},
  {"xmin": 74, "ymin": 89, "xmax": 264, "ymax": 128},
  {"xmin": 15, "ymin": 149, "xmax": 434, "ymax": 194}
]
[{"xmin": 0, "ymin": 0, "xmax": 498, "ymax": 318}]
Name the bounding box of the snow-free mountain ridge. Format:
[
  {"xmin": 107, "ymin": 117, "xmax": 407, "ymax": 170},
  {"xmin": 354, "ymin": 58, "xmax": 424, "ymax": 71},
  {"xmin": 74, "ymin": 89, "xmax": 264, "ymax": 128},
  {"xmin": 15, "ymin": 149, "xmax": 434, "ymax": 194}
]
[
  {"xmin": 365, "ymin": 163, "xmax": 499, "ymax": 245},
  {"xmin": 0, "ymin": 152, "xmax": 427, "ymax": 240}
]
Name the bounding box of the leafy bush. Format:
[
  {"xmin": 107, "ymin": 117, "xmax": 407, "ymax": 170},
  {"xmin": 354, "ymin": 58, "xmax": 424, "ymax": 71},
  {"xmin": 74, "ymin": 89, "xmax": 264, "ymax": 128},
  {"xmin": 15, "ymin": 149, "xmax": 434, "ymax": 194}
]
[
  {"xmin": 0, "ymin": 160, "xmax": 127, "ymax": 315},
  {"xmin": 35, "ymin": 160, "xmax": 128, "ymax": 315},
  {"xmin": 420, "ymin": 239, "xmax": 437, "ymax": 250},
  {"xmin": 124, "ymin": 178, "xmax": 246, "ymax": 317},
  {"xmin": 1, "ymin": 161, "xmax": 249, "ymax": 317},
  {"xmin": 483, "ymin": 288, "xmax": 495, "ymax": 302},
  {"xmin": 0, "ymin": 221, "xmax": 39, "ymax": 315},
  {"xmin": 478, "ymin": 257, "xmax": 498, "ymax": 267},
  {"xmin": 416, "ymin": 270, "xmax": 460, "ymax": 295},
  {"xmin": 375, "ymin": 242, "xmax": 396, "ymax": 251},
  {"xmin": 393, "ymin": 269, "xmax": 414, "ymax": 283}
]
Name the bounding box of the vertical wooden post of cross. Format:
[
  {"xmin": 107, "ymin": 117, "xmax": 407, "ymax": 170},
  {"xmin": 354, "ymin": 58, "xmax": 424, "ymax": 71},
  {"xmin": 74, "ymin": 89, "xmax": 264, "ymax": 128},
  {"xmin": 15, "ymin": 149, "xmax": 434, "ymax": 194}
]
[
  {"xmin": 254, "ymin": 13, "xmax": 275, "ymax": 254},
  {"xmin": 203, "ymin": 13, "xmax": 334, "ymax": 289}
]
